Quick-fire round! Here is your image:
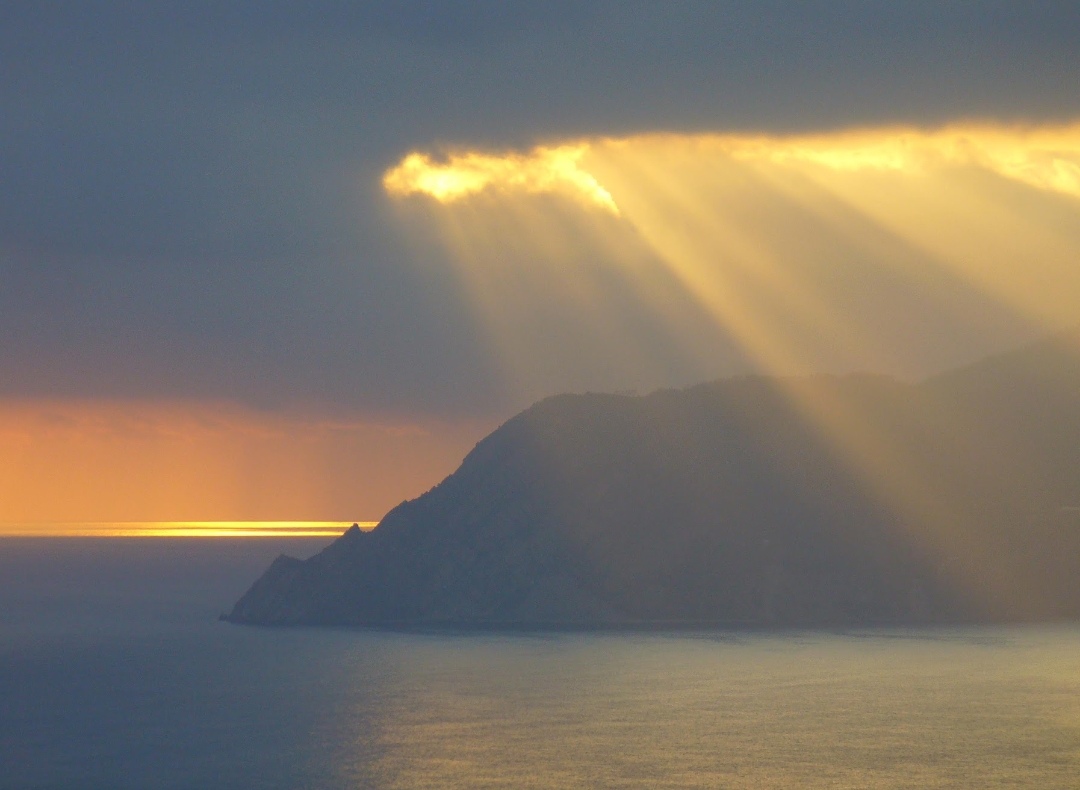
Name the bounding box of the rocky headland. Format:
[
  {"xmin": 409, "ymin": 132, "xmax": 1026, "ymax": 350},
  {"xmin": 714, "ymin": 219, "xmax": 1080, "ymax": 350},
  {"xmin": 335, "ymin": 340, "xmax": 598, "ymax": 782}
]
[{"xmin": 226, "ymin": 328, "xmax": 1080, "ymax": 628}]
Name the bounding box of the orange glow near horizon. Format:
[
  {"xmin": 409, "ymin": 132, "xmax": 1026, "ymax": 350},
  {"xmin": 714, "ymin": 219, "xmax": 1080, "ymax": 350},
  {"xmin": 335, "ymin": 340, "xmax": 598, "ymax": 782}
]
[
  {"xmin": 0, "ymin": 399, "xmax": 493, "ymax": 531},
  {"xmin": 383, "ymin": 121, "xmax": 1080, "ymax": 618}
]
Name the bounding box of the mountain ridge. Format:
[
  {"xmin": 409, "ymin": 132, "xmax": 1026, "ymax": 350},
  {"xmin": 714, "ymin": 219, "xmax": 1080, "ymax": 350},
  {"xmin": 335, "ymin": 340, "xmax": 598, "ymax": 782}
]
[{"xmin": 226, "ymin": 326, "xmax": 1080, "ymax": 628}]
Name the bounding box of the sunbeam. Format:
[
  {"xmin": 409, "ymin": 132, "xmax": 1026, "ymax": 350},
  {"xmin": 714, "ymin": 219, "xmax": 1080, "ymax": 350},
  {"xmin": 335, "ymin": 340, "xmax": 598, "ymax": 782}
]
[
  {"xmin": 383, "ymin": 122, "xmax": 1080, "ymax": 616},
  {"xmin": 386, "ymin": 124, "xmax": 1080, "ymax": 385}
]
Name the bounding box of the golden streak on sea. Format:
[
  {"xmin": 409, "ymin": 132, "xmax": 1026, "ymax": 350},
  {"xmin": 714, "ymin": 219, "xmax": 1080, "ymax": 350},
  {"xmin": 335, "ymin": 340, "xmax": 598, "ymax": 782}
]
[{"xmin": 0, "ymin": 521, "xmax": 379, "ymax": 538}]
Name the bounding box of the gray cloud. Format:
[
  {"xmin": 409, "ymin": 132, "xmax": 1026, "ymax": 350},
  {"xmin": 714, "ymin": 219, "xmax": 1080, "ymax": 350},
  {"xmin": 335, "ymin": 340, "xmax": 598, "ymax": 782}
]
[{"xmin": 2, "ymin": 1, "xmax": 1079, "ymax": 416}]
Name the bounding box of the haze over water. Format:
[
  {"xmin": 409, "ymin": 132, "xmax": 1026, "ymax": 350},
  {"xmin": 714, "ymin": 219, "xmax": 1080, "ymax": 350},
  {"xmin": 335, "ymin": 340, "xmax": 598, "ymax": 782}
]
[
  {"xmin": 2, "ymin": 538, "xmax": 1078, "ymax": 788},
  {"xmin": 5, "ymin": 5, "xmax": 1080, "ymax": 787}
]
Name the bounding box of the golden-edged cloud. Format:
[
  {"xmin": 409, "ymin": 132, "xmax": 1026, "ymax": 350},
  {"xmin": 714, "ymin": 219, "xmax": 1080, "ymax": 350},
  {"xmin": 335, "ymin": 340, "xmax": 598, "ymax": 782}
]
[
  {"xmin": 720, "ymin": 125, "xmax": 1080, "ymax": 195},
  {"xmin": 383, "ymin": 144, "xmax": 620, "ymax": 214},
  {"xmin": 385, "ymin": 125, "xmax": 1080, "ymax": 210}
]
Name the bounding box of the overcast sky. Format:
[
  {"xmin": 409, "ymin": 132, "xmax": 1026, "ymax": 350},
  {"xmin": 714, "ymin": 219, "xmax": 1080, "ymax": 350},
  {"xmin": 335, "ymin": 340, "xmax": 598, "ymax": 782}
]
[{"xmin": 4, "ymin": 1, "xmax": 1080, "ymax": 421}]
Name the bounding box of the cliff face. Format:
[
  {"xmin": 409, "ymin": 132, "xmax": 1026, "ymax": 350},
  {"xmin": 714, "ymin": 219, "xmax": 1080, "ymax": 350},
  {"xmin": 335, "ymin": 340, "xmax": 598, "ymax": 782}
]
[{"xmin": 226, "ymin": 328, "xmax": 1080, "ymax": 627}]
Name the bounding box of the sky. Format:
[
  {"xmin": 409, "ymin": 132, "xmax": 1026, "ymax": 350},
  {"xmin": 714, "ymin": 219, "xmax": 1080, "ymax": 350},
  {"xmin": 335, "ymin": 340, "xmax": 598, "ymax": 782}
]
[{"xmin": 3, "ymin": 1, "xmax": 1080, "ymax": 524}]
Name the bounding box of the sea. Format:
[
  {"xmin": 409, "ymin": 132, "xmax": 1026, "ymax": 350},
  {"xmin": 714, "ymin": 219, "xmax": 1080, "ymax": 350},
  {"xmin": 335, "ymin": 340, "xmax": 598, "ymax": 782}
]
[{"xmin": 2, "ymin": 535, "xmax": 1079, "ymax": 789}]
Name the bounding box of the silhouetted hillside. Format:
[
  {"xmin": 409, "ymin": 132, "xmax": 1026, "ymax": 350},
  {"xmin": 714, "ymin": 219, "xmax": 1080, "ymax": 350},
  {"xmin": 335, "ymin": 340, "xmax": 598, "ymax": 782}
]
[{"xmin": 226, "ymin": 327, "xmax": 1080, "ymax": 627}]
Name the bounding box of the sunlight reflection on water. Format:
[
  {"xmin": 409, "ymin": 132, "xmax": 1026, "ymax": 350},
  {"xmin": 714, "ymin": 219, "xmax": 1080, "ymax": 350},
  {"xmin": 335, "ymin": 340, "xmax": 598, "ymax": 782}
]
[
  {"xmin": 2, "ymin": 539, "xmax": 1078, "ymax": 788},
  {"xmin": 0, "ymin": 521, "xmax": 375, "ymax": 537},
  {"xmin": 319, "ymin": 628, "xmax": 1080, "ymax": 789}
]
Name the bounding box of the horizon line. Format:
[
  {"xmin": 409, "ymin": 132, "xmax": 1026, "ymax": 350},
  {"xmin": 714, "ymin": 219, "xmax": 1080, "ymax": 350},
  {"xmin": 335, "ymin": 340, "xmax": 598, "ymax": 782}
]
[{"xmin": 0, "ymin": 521, "xmax": 380, "ymax": 538}]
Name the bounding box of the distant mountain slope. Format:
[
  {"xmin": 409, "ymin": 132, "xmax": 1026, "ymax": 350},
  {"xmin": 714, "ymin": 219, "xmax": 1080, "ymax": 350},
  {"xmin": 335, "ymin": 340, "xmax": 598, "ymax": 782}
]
[{"xmin": 226, "ymin": 327, "xmax": 1080, "ymax": 627}]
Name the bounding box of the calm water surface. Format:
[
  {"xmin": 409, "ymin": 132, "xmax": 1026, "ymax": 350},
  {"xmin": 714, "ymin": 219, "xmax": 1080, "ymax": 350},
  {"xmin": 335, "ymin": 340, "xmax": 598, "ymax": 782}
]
[{"xmin": 1, "ymin": 539, "xmax": 1078, "ymax": 788}]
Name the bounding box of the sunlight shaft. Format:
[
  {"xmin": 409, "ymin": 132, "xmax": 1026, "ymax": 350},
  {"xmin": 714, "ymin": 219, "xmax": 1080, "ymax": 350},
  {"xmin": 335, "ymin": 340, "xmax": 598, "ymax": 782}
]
[{"xmin": 382, "ymin": 121, "xmax": 1080, "ymax": 617}]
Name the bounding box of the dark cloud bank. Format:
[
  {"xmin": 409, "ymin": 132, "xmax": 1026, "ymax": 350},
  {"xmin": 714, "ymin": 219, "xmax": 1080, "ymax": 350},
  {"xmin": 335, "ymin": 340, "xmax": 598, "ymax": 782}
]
[{"xmin": 3, "ymin": 1, "xmax": 1079, "ymax": 417}]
